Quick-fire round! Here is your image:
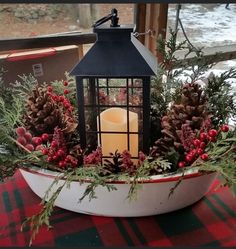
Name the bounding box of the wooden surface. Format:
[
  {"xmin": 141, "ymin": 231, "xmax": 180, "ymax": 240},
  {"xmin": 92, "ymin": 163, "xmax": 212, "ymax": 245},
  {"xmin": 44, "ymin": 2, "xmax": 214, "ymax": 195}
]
[
  {"xmin": 135, "ymin": 3, "xmax": 168, "ymax": 62},
  {"xmin": 175, "ymin": 43, "xmax": 236, "ymax": 67},
  {"xmin": 0, "ymin": 33, "xmax": 96, "ymax": 52}
]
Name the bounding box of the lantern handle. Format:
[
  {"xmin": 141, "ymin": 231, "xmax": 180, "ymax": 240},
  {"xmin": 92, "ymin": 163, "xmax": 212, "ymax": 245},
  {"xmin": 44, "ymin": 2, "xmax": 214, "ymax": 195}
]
[{"xmin": 92, "ymin": 9, "xmax": 119, "ymax": 28}]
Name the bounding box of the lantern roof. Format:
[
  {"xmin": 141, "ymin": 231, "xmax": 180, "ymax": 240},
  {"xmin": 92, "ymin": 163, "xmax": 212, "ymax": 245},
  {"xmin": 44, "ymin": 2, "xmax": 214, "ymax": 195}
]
[{"xmin": 70, "ymin": 25, "xmax": 157, "ymax": 77}]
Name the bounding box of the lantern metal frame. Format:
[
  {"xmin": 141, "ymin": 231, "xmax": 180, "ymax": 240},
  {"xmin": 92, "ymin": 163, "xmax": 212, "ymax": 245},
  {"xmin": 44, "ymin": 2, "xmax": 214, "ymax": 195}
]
[{"xmin": 71, "ymin": 9, "xmax": 157, "ymax": 160}]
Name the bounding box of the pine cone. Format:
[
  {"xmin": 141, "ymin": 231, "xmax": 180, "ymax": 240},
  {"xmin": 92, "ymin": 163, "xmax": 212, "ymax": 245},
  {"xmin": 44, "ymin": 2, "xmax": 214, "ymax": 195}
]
[
  {"xmin": 24, "ymin": 86, "xmax": 60, "ymax": 135},
  {"xmin": 24, "ymin": 85, "xmax": 77, "ymax": 137},
  {"xmin": 151, "ymin": 83, "xmax": 209, "ymax": 159}
]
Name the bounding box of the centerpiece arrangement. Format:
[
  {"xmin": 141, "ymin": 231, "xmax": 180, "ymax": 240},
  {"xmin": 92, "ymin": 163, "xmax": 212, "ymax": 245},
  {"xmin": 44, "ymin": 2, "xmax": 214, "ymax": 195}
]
[{"xmin": 1, "ymin": 10, "xmax": 236, "ymax": 245}]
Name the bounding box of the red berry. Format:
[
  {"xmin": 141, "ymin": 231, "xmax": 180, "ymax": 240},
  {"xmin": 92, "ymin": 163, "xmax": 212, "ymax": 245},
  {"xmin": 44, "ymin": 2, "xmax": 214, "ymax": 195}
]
[
  {"xmin": 63, "ymin": 100, "xmax": 69, "ymax": 105},
  {"xmin": 24, "ymin": 132, "xmax": 32, "ymax": 142},
  {"xmin": 63, "ymin": 81, "xmax": 69, "ymax": 86},
  {"xmin": 41, "ymin": 148, "xmax": 49, "ymax": 155},
  {"xmin": 189, "ymin": 149, "xmax": 197, "ymax": 157},
  {"xmin": 59, "ymin": 96, "xmax": 65, "ymax": 102},
  {"xmin": 53, "ymin": 155, "xmax": 58, "ymax": 161},
  {"xmin": 59, "ymin": 161, "xmax": 66, "ymax": 168},
  {"xmin": 70, "ymin": 159, "xmax": 78, "ymax": 166},
  {"xmin": 64, "ymin": 103, "xmax": 71, "ymax": 109},
  {"xmin": 65, "ymin": 155, "xmax": 72, "ymax": 162},
  {"xmin": 185, "ymin": 155, "xmax": 193, "ymax": 162},
  {"xmin": 41, "ymin": 133, "xmax": 49, "ymax": 141},
  {"xmin": 193, "ymin": 139, "xmax": 201, "ymax": 147},
  {"xmin": 200, "ymin": 142, "xmax": 206, "ymax": 149},
  {"xmin": 197, "ymin": 148, "xmax": 204, "ymax": 155},
  {"xmin": 208, "ymin": 129, "xmax": 218, "ymax": 137},
  {"xmin": 16, "ymin": 127, "xmax": 26, "ymax": 136},
  {"xmin": 51, "ymin": 141, "xmax": 58, "ymax": 148},
  {"xmin": 17, "ymin": 137, "xmax": 27, "ymax": 146},
  {"xmin": 47, "ymin": 156, "xmax": 53, "ymax": 162},
  {"xmin": 221, "ymin": 124, "xmax": 229, "ymax": 132},
  {"xmin": 209, "ymin": 136, "xmax": 216, "ymax": 143},
  {"xmin": 199, "ymin": 132, "xmax": 208, "ymax": 141},
  {"xmin": 64, "ymin": 89, "xmax": 69, "ymax": 95},
  {"xmin": 52, "ymin": 95, "xmax": 59, "ymax": 101},
  {"xmin": 25, "ymin": 144, "xmax": 34, "ymax": 152},
  {"xmin": 35, "ymin": 145, "xmax": 43, "ymax": 151},
  {"xmin": 57, "ymin": 149, "xmax": 65, "ymax": 157},
  {"xmin": 32, "ymin": 137, "xmax": 43, "ymax": 145},
  {"xmin": 47, "ymin": 86, "xmax": 53, "ymax": 92},
  {"xmin": 178, "ymin": 161, "xmax": 186, "ymax": 168},
  {"xmin": 201, "ymin": 153, "xmax": 209, "ymax": 161}
]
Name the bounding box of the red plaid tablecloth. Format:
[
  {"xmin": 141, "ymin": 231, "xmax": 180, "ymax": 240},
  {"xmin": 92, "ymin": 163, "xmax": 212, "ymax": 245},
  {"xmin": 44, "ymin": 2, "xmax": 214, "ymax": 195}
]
[{"xmin": 0, "ymin": 169, "xmax": 236, "ymax": 247}]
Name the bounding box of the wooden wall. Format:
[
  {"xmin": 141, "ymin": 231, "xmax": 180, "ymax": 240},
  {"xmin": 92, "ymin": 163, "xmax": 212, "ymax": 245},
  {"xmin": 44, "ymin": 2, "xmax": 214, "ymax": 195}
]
[{"xmin": 135, "ymin": 4, "xmax": 168, "ymax": 63}]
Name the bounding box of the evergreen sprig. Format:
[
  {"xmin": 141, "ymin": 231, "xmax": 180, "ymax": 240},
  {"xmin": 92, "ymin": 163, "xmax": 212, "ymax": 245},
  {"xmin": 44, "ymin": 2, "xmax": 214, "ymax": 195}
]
[
  {"xmin": 127, "ymin": 157, "xmax": 171, "ymax": 200},
  {"xmin": 204, "ymin": 68, "xmax": 236, "ymax": 126},
  {"xmin": 152, "ymin": 29, "xmax": 217, "ymax": 118},
  {"xmin": 21, "ymin": 170, "xmax": 75, "ymax": 246},
  {"xmin": 50, "ymin": 72, "xmax": 77, "ymax": 107},
  {"xmin": 10, "ymin": 74, "xmax": 38, "ymax": 103},
  {"xmin": 0, "ymin": 96, "xmax": 24, "ymax": 149}
]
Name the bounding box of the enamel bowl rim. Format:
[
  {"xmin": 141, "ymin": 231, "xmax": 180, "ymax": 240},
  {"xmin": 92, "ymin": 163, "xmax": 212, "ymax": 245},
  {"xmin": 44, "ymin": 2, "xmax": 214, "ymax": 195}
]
[{"xmin": 20, "ymin": 166, "xmax": 215, "ymax": 184}]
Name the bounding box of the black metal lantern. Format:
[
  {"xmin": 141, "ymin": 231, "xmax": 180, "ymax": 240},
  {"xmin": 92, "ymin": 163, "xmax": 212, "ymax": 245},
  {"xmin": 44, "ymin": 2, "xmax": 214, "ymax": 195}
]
[{"xmin": 71, "ymin": 9, "xmax": 157, "ymax": 160}]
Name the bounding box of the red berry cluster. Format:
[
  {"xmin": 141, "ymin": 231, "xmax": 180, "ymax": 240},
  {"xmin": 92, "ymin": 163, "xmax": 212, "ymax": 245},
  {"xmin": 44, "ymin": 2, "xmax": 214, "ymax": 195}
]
[
  {"xmin": 178, "ymin": 124, "xmax": 230, "ymax": 168},
  {"xmin": 45, "ymin": 144, "xmax": 78, "ymax": 168},
  {"xmin": 47, "ymin": 85, "xmax": 73, "ymax": 113},
  {"xmin": 16, "ymin": 127, "xmax": 50, "ymax": 152},
  {"xmin": 16, "ymin": 127, "xmax": 34, "ymax": 151},
  {"xmin": 43, "ymin": 128, "xmax": 78, "ymax": 169}
]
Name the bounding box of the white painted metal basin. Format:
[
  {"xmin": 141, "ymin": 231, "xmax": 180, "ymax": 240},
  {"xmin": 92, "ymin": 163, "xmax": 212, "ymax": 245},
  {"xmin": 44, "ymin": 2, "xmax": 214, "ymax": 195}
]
[{"xmin": 20, "ymin": 167, "xmax": 217, "ymax": 217}]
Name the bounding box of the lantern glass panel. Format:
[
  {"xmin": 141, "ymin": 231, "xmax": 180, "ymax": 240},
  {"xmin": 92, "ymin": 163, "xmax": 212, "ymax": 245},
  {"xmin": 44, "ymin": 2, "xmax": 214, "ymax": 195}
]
[{"xmin": 83, "ymin": 77, "xmax": 145, "ymax": 159}]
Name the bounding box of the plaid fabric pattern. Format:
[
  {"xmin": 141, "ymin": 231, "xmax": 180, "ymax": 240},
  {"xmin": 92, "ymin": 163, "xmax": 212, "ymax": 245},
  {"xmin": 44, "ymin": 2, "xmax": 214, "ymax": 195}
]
[{"xmin": 0, "ymin": 170, "xmax": 236, "ymax": 247}]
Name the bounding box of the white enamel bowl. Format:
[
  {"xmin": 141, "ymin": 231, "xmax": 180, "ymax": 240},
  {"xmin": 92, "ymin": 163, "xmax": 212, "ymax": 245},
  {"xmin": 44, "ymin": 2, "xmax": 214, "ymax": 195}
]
[{"xmin": 20, "ymin": 167, "xmax": 217, "ymax": 217}]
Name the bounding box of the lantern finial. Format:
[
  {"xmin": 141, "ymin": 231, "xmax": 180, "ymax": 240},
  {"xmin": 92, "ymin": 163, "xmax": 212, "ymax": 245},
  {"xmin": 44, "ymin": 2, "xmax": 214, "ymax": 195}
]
[{"xmin": 92, "ymin": 8, "xmax": 119, "ymax": 28}]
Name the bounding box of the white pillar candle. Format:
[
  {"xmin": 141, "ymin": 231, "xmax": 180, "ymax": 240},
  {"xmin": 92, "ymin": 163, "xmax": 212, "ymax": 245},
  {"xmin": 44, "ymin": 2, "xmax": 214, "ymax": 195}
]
[{"xmin": 98, "ymin": 107, "xmax": 138, "ymax": 158}]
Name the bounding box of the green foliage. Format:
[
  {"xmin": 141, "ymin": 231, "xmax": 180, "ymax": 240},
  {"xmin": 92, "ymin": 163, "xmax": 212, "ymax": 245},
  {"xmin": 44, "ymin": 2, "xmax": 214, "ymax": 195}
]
[
  {"xmin": 0, "ymin": 153, "xmax": 19, "ymax": 182},
  {"xmin": 0, "ymin": 68, "xmax": 14, "ymax": 108},
  {"xmin": 21, "ymin": 170, "xmax": 73, "ymax": 246},
  {"xmin": 0, "ymin": 96, "xmax": 24, "ymax": 146},
  {"xmin": 50, "ymin": 72, "xmax": 77, "ymax": 107},
  {"xmin": 127, "ymin": 157, "xmax": 171, "ymax": 200},
  {"xmin": 0, "ymin": 73, "xmax": 41, "ymax": 179},
  {"xmin": 152, "ymin": 29, "xmax": 217, "ymax": 118},
  {"xmin": 204, "ymin": 68, "xmax": 236, "ymax": 126},
  {"xmin": 10, "ymin": 74, "xmax": 38, "ymax": 103}
]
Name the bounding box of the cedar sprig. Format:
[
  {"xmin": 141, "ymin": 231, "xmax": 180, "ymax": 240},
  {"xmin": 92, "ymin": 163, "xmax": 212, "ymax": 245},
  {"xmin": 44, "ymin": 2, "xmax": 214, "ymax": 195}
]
[
  {"xmin": 204, "ymin": 68, "xmax": 236, "ymax": 126},
  {"xmin": 0, "ymin": 68, "xmax": 14, "ymax": 108},
  {"xmin": 127, "ymin": 157, "xmax": 171, "ymax": 200},
  {"xmin": 0, "ymin": 96, "xmax": 24, "ymax": 152},
  {"xmin": 21, "ymin": 170, "xmax": 74, "ymax": 246},
  {"xmin": 10, "ymin": 74, "xmax": 38, "ymax": 103}
]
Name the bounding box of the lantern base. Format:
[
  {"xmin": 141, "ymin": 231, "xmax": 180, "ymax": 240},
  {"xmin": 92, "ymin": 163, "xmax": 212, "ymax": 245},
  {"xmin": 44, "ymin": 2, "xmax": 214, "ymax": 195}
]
[{"xmin": 20, "ymin": 167, "xmax": 217, "ymax": 217}]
